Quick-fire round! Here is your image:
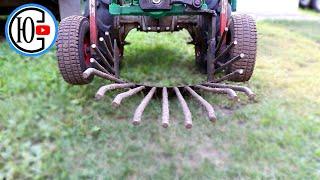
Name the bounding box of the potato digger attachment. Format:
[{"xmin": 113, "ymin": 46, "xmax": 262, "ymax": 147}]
[{"xmin": 56, "ymin": 0, "xmax": 257, "ymax": 128}]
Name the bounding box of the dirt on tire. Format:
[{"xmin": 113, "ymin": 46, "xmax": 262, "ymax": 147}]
[
  {"xmin": 227, "ymin": 14, "xmax": 257, "ymax": 82},
  {"xmin": 56, "ymin": 15, "xmax": 93, "ymax": 85}
]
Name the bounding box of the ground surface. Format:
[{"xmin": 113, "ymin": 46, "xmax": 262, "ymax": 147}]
[
  {"xmin": 237, "ymin": 0, "xmax": 320, "ymax": 21},
  {"xmin": 0, "ymin": 20, "xmax": 320, "ymax": 179}
]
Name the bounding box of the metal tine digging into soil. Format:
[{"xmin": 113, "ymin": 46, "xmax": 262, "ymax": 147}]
[
  {"xmin": 203, "ymin": 82, "xmax": 255, "ymax": 100},
  {"xmin": 215, "ymin": 53, "xmax": 245, "ymax": 73},
  {"xmin": 162, "ymin": 87, "xmax": 170, "ymax": 128},
  {"xmin": 185, "ymin": 86, "xmax": 217, "ymax": 123},
  {"xmin": 132, "ymin": 87, "xmax": 157, "ymax": 126},
  {"xmin": 83, "ymin": 68, "xmax": 125, "ymax": 83},
  {"xmin": 173, "ymin": 87, "xmax": 192, "ymax": 129},
  {"xmin": 99, "ymin": 37, "xmax": 114, "ymax": 61},
  {"xmin": 215, "ymin": 27, "xmax": 228, "ymax": 55},
  {"xmin": 112, "ymin": 86, "xmax": 146, "ymax": 107},
  {"xmin": 104, "ymin": 32, "xmax": 114, "ymax": 56},
  {"xmin": 215, "ymin": 40, "xmax": 237, "ymax": 61},
  {"xmin": 91, "ymin": 44, "xmax": 115, "ymax": 74},
  {"xmin": 195, "ymin": 85, "xmax": 238, "ymax": 101},
  {"xmin": 113, "ymin": 39, "xmax": 120, "ymax": 78},
  {"xmin": 212, "ymin": 69, "xmax": 243, "ymax": 83},
  {"xmin": 90, "ymin": 58, "xmax": 109, "ymax": 74},
  {"xmin": 95, "ymin": 83, "xmax": 136, "ymax": 100}
]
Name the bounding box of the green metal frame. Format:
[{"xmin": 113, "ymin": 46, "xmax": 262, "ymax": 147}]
[
  {"xmin": 231, "ymin": 0, "xmax": 237, "ymax": 11},
  {"xmin": 109, "ymin": 0, "xmax": 237, "ymax": 18}
]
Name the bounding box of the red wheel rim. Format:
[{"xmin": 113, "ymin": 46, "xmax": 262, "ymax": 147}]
[{"xmin": 83, "ymin": 35, "xmax": 91, "ymax": 66}]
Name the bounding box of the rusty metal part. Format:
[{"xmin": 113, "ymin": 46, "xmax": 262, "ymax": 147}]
[
  {"xmin": 173, "ymin": 87, "xmax": 192, "ymax": 129},
  {"xmin": 104, "ymin": 32, "xmax": 114, "ymax": 56},
  {"xmin": 215, "ymin": 40, "xmax": 237, "ymax": 61},
  {"xmin": 83, "ymin": 21, "xmax": 254, "ymax": 127},
  {"xmin": 89, "ymin": 0, "xmax": 97, "ymax": 45},
  {"xmin": 95, "ymin": 83, "xmax": 136, "ymax": 100},
  {"xmin": 99, "ymin": 37, "xmax": 114, "ymax": 62},
  {"xmin": 85, "ymin": 66, "xmax": 255, "ymax": 127},
  {"xmin": 83, "ymin": 68, "xmax": 125, "ymax": 83},
  {"xmin": 90, "ymin": 58, "xmax": 109, "ymax": 74},
  {"xmin": 162, "ymin": 87, "xmax": 170, "ymax": 128},
  {"xmin": 112, "ymin": 86, "xmax": 146, "ymax": 107},
  {"xmin": 58, "ymin": 1, "xmax": 257, "ymax": 128},
  {"xmin": 195, "ymin": 85, "xmax": 238, "ymax": 101},
  {"xmin": 185, "ymin": 86, "xmax": 217, "ymax": 122},
  {"xmin": 215, "ymin": 27, "xmax": 228, "ymax": 56},
  {"xmin": 204, "ymin": 82, "xmax": 255, "ymax": 100},
  {"xmin": 212, "ymin": 69, "xmax": 243, "ymax": 83},
  {"xmin": 91, "ymin": 44, "xmax": 115, "ymax": 74},
  {"xmin": 215, "ymin": 53, "xmax": 245, "ymax": 73},
  {"xmin": 219, "ymin": 0, "xmax": 229, "ymax": 36},
  {"xmin": 132, "ymin": 87, "xmax": 157, "ymax": 126}
]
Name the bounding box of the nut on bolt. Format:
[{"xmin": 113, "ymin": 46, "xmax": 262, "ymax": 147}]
[
  {"xmin": 152, "ymin": 0, "xmax": 161, "ymax": 4},
  {"xmin": 194, "ymin": 0, "xmax": 201, "ymax": 7}
]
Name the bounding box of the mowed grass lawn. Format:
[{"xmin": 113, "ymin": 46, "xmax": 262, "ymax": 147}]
[{"xmin": 0, "ymin": 20, "xmax": 319, "ymax": 179}]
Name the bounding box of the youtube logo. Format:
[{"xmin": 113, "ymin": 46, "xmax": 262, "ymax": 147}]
[
  {"xmin": 36, "ymin": 25, "xmax": 50, "ymax": 35},
  {"xmin": 6, "ymin": 4, "xmax": 57, "ymax": 56}
]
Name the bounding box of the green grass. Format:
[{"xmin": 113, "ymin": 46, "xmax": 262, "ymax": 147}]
[
  {"xmin": 300, "ymin": 8, "xmax": 320, "ymax": 17},
  {"xmin": 0, "ymin": 20, "xmax": 320, "ymax": 179}
]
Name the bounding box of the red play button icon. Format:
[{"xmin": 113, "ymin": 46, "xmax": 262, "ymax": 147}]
[{"xmin": 36, "ymin": 25, "xmax": 50, "ymax": 35}]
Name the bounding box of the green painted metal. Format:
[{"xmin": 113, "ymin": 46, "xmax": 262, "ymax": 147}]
[
  {"xmin": 109, "ymin": 0, "xmax": 237, "ymax": 18},
  {"xmin": 109, "ymin": 3, "xmax": 209, "ymax": 18},
  {"xmin": 231, "ymin": 0, "xmax": 237, "ymax": 11}
]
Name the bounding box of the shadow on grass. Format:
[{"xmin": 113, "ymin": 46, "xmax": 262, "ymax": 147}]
[{"xmin": 120, "ymin": 40, "xmax": 205, "ymax": 86}]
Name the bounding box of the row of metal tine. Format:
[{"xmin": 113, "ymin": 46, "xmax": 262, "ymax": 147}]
[
  {"xmin": 83, "ymin": 67, "xmax": 255, "ymax": 129},
  {"xmin": 90, "ymin": 28, "xmax": 242, "ymax": 79},
  {"xmin": 90, "ymin": 32, "xmax": 120, "ymax": 78},
  {"xmin": 84, "ymin": 30, "xmax": 255, "ymax": 128}
]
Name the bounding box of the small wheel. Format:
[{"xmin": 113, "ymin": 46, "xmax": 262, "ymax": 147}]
[
  {"xmin": 312, "ymin": 0, "xmax": 320, "ymax": 11},
  {"xmin": 56, "ymin": 15, "xmax": 93, "ymax": 85},
  {"xmin": 300, "ymin": 0, "xmax": 312, "ymax": 7},
  {"xmin": 226, "ymin": 14, "xmax": 257, "ymax": 82}
]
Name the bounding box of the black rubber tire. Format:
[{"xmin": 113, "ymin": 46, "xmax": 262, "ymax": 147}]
[
  {"xmin": 227, "ymin": 14, "xmax": 257, "ymax": 82},
  {"xmin": 56, "ymin": 15, "xmax": 93, "ymax": 85},
  {"xmin": 312, "ymin": 0, "xmax": 320, "ymax": 11},
  {"xmin": 300, "ymin": 0, "xmax": 312, "ymax": 7}
]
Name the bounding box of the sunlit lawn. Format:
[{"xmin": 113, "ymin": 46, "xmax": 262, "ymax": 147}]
[{"xmin": 0, "ymin": 20, "xmax": 319, "ymax": 179}]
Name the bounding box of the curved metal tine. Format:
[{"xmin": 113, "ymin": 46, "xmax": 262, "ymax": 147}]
[
  {"xmin": 185, "ymin": 87, "xmax": 217, "ymax": 123},
  {"xmin": 215, "ymin": 27, "xmax": 229, "ymax": 55},
  {"xmin": 173, "ymin": 87, "xmax": 192, "ymax": 129},
  {"xmin": 90, "ymin": 58, "xmax": 110, "ymax": 74},
  {"xmin": 99, "ymin": 37, "xmax": 114, "ymax": 62},
  {"xmin": 215, "ymin": 53, "xmax": 245, "ymax": 73},
  {"xmin": 162, "ymin": 87, "xmax": 169, "ymax": 128},
  {"xmin": 112, "ymin": 86, "xmax": 146, "ymax": 107},
  {"xmin": 91, "ymin": 44, "xmax": 115, "ymax": 74},
  {"xmin": 132, "ymin": 87, "xmax": 157, "ymax": 126},
  {"xmin": 195, "ymin": 85, "xmax": 238, "ymax": 101},
  {"xmin": 95, "ymin": 83, "xmax": 136, "ymax": 100},
  {"xmin": 215, "ymin": 40, "xmax": 237, "ymax": 61},
  {"xmin": 104, "ymin": 31, "xmax": 114, "ymax": 56},
  {"xmin": 83, "ymin": 68, "xmax": 125, "ymax": 83},
  {"xmin": 203, "ymin": 82, "xmax": 255, "ymax": 100},
  {"xmin": 212, "ymin": 69, "xmax": 243, "ymax": 83}
]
